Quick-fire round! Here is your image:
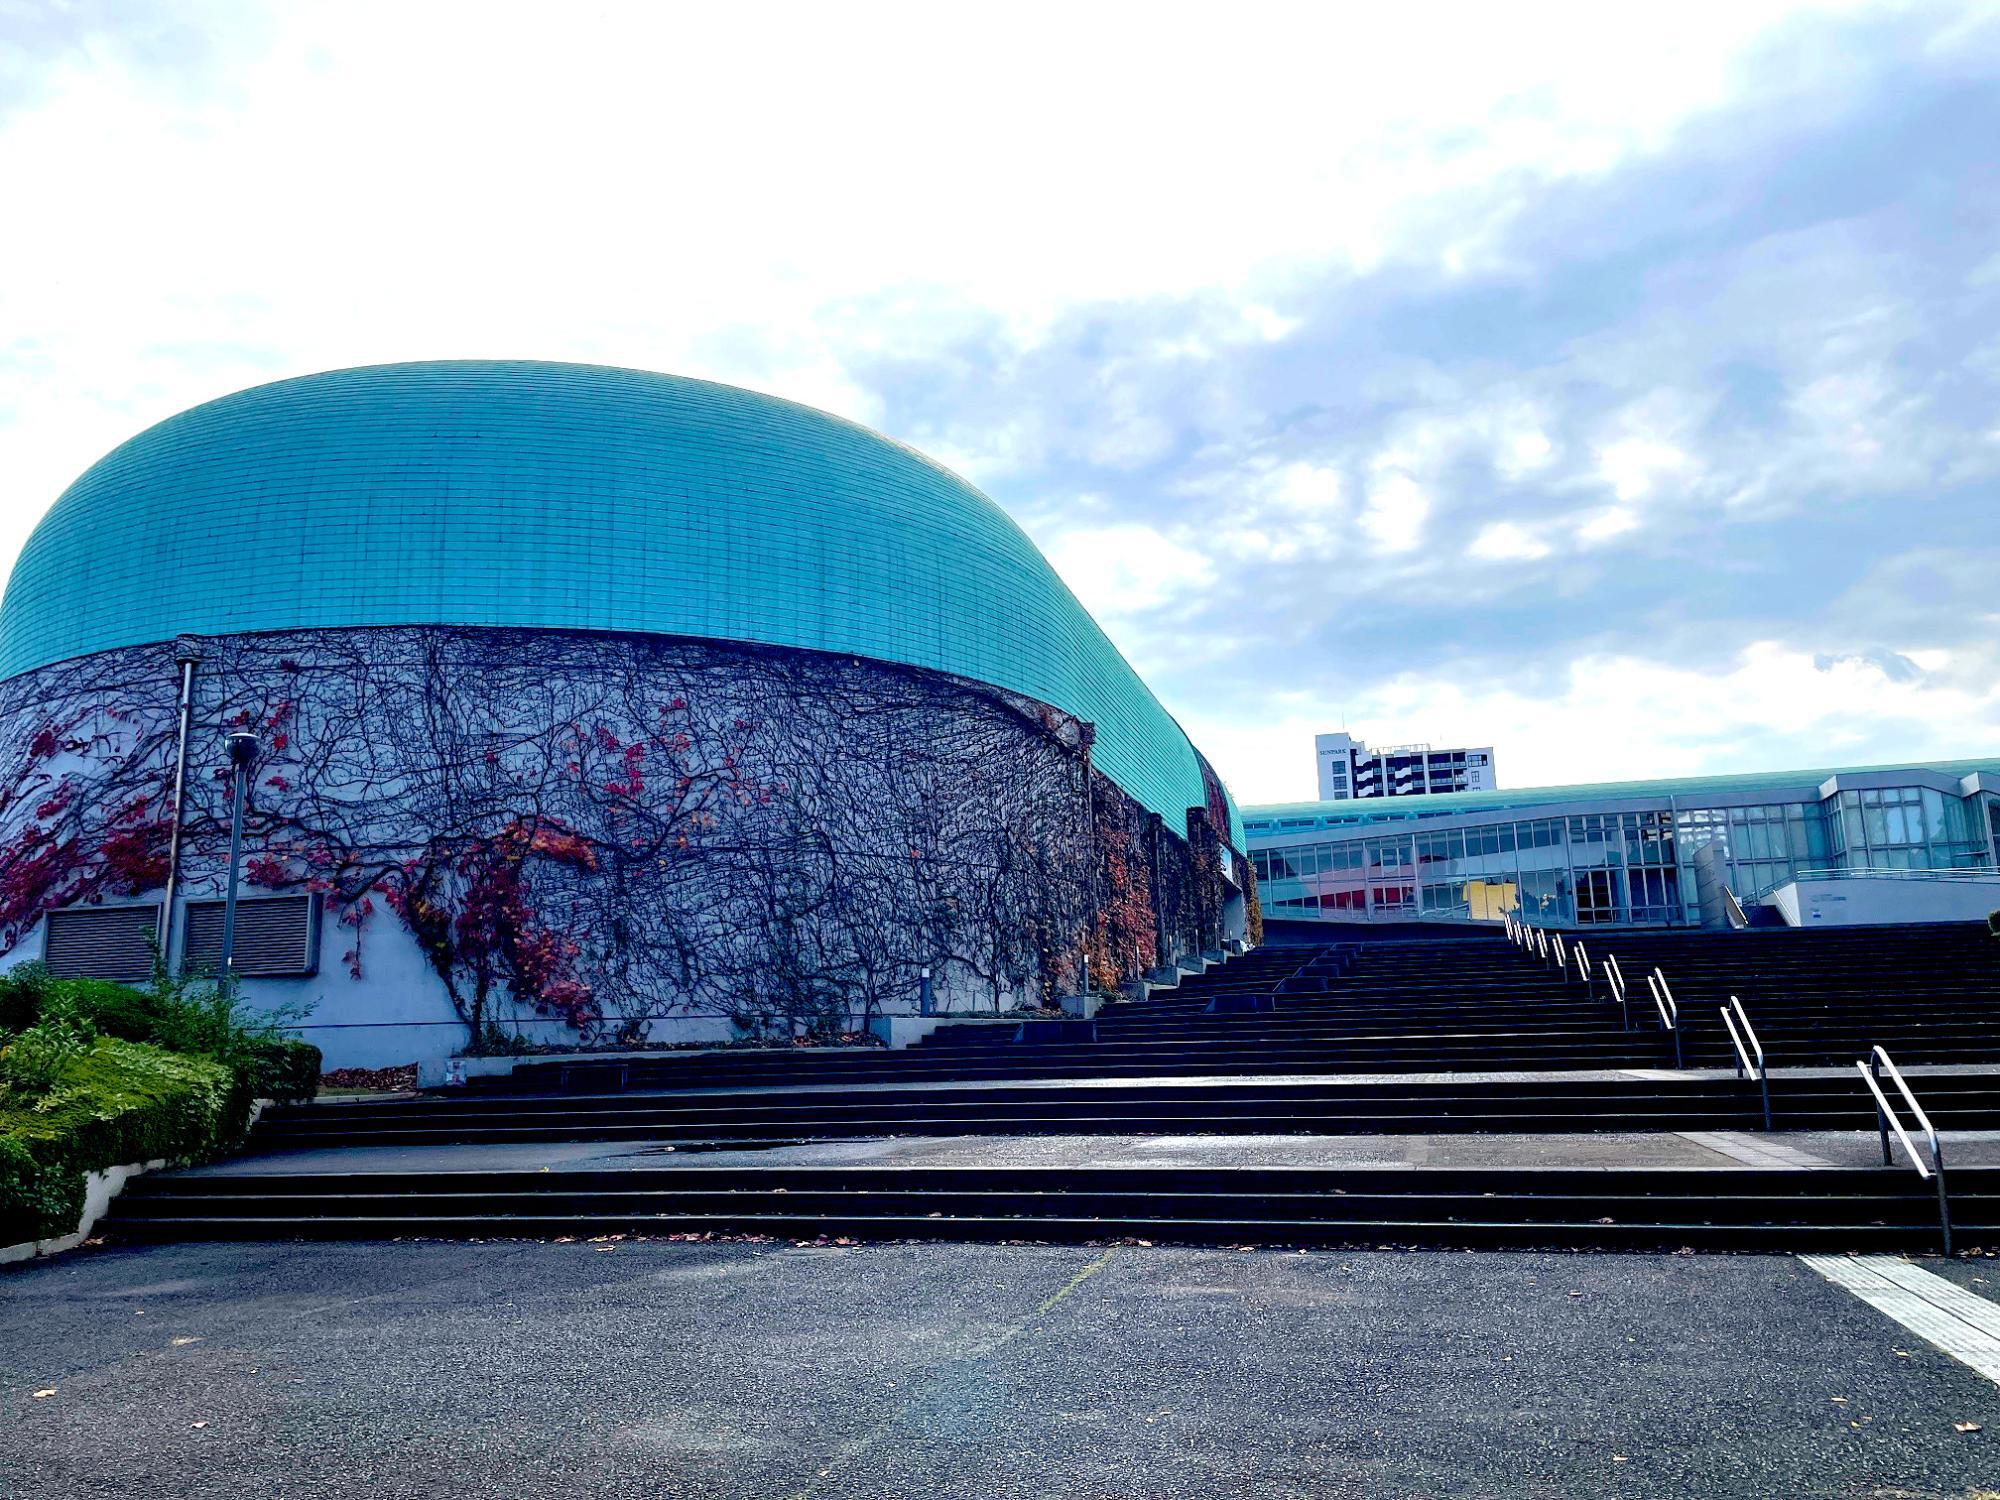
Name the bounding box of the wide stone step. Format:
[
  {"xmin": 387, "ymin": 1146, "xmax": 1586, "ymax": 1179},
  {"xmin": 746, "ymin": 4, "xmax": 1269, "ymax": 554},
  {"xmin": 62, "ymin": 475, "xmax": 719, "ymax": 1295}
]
[{"xmin": 103, "ymin": 1164, "xmax": 1997, "ymax": 1251}]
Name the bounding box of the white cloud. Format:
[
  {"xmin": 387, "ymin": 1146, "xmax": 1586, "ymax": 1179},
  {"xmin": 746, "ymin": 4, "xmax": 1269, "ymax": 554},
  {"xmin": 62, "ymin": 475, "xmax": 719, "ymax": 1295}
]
[
  {"xmin": 1595, "ymin": 436, "xmax": 1693, "ymax": 502},
  {"xmin": 1268, "ymin": 462, "xmax": 1346, "ymax": 514},
  {"xmin": 0, "ymin": 0, "xmax": 1861, "ymax": 568},
  {"xmin": 1239, "ymin": 305, "xmax": 1301, "ymax": 342},
  {"xmin": 1466, "ymin": 522, "xmax": 1551, "ymax": 561},
  {"xmin": 1190, "ymin": 639, "xmax": 2000, "ymax": 804},
  {"xmin": 1191, "ymin": 459, "xmax": 1350, "ymax": 562},
  {"xmin": 1040, "ymin": 521, "xmax": 1216, "ymax": 619},
  {"xmin": 1497, "ymin": 429, "xmax": 1557, "ymax": 479},
  {"xmin": 1575, "ymin": 507, "xmax": 1643, "ymax": 544},
  {"xmin": 1359, "ymin": 472, "xmax": 1430, "ymax": 553}
]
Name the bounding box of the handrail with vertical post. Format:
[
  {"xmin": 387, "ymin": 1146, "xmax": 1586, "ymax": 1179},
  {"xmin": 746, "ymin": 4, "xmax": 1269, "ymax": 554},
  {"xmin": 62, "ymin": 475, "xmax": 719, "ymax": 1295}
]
[
  {"xmin": 1645, "ymin": 970, "xmax": 1681, "ymax": 1066},
  {"xmin": 1856, "ymin": 1047, "xmax": 1950, "ymax": 1256},
  {"xmin": 1720, "ymin": 994, "xmax": 1771, "ymax": 1130},
  {"xmin": 1573, "ymin": 940, "xmax": 1591, "ymax": 997},
  {"xmin": 1604, "ymin": 954, "xmax": 1629, "ymax": 1029},
  {"xmin": 1551, "ymin": 932, "xmax": 1567, "ymax": 978}
]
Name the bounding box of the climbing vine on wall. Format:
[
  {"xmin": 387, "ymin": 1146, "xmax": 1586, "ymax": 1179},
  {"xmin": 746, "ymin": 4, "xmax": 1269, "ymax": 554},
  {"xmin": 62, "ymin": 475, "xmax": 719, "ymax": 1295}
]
[{"xmin": 0, "ymin": 626, "xmax": 1243, "ymax": 1049}]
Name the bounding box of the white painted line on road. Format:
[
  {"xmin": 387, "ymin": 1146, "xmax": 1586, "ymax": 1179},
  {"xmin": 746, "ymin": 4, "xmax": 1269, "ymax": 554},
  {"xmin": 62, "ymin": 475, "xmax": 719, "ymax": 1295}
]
[{"xmin": 1801, "ymin": 1254, "xmax": 2000, "ymax": 1384}]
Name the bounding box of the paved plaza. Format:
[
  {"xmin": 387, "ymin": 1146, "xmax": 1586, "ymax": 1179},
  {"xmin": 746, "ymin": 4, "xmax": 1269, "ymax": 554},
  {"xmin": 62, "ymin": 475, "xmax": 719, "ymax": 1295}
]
[{"xmin": 6, "ymin": 1238, "xmax": 1997, "ymax": 1499}]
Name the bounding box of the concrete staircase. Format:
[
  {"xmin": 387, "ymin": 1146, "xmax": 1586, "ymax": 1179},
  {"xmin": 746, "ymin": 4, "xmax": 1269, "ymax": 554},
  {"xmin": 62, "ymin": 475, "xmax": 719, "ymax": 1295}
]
[
  {"xmin": 243, "ymin": 1071, "xmax": 2000, "ymax": 1150},
  {"xmin": 96, "ymin": 922, "xmax": 2000, "ymax": 1252},
  {"xmin": 104, "ymin": 1163, "xmax": 1990, "ymax": 1252}
]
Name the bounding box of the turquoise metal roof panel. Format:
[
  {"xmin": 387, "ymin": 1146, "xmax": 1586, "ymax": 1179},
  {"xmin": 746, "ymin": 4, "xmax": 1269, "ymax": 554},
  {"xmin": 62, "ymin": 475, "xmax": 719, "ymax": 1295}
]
[
  {"xmin": 0, "ymin": 361, "xmax": 1241, "ymax": 843},
  {"xmin": 1243, "ymin": 757, "xmax": 2000, "ymax": 830}
]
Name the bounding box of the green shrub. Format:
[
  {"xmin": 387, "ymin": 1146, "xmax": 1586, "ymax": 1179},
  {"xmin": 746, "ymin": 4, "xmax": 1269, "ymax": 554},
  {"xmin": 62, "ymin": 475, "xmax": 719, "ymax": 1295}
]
[
  {"xmin": 1, "ymin": 1037, "xmax": 249, "ymax": 1244},
  {"xmin": 62, "ymin": 980, "xmax": 172, "ymax": 1044},
  {"xmin": 0, "ymin": 958, "xmax": 320, "ymax": 1104},
  {"xmin": 0, "ymin": 963, "xmax": 54, "ymax": 1036},
  {"xmin": 139, "ymin": 956, "xmax": 317, "ymax": 1101},
  {"xmin": 0, "ymin": 1134, "xmax": 80, "ymax": 1244},
  {"xmin": 0, "ymin": 968, "xmax": 174, "ymax": 1047},
  {"xmin": 0, "ymin": 1011, "xmax": 96, "ymax": 1096},
  {"xmin": 240, "ymin": 1037, "xmax": 323, "ymax": 1104}
]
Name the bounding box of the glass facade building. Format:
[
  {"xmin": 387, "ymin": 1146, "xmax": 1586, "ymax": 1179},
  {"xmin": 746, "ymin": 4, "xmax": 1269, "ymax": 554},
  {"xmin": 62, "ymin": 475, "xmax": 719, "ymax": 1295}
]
[{"xmin": 1245, "ymin": 761, "xmax": 2000, "ymax": 929}]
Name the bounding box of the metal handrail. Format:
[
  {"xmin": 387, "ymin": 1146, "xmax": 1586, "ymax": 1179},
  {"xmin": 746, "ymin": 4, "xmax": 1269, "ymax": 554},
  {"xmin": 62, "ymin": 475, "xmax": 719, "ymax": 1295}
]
[
  {"xmin": 1573, "ymin": 940, "xmax": 1592, "ymax": 997},
  {"xmin": 1645, "ymin": 969, "xmax": 1682, "ymax": 1066},
  {"xmin": 1720, "ymin": 994, "xmax": 1771, "ymax": 1130},
  {"xmin": 1535, "ymin": 928, "xmax": 1549, "ymax": 963},
  {"xmin": 1552, "ymin": 932, "xmax": 1568, "ymax": 974},
  {"xmin": 1856, "ymin": 1046, "xmax": 1950, "ymax": 1255},
  {"xmin": 1604, "ymin": 954, "xmax": 1629, "ymax": 1029},
  {"xmin": 1648, "ymin": 976, "xmax": 1680, "ymax": 1032}
]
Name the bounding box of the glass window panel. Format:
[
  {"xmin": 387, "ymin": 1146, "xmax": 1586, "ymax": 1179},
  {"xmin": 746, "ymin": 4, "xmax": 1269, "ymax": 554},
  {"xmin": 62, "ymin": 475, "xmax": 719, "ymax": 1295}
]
[
  {"xmin": 1922, "ymin": 788, "xmax": 1947, "ymax": 842},
  {"xmin": 1864, "ymin": 805, "xmax": 1889, "ymax": 848}
]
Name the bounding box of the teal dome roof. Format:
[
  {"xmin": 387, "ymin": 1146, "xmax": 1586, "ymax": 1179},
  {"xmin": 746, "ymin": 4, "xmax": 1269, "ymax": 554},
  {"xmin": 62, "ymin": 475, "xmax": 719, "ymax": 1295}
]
[{"xmin": 0, "ymin": 361, "xmax": 1239, "ymax": 841}]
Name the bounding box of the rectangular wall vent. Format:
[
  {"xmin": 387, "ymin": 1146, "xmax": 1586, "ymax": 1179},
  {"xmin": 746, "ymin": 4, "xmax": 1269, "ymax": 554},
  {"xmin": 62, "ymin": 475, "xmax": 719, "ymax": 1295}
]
[
  {"xmin": 181, "ymin": 894, "xmax": 321, "ymax": 978},
  {"xmin": 43, "ymin": 904, "xmax": 164, "ymax": 983}
]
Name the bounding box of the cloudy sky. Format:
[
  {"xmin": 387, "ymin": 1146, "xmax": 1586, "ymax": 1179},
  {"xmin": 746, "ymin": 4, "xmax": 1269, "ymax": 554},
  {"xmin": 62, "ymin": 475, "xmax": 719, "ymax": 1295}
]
[{"xmin": 3, "ymin": 1, "xmax": 1997, "ymax": 805}]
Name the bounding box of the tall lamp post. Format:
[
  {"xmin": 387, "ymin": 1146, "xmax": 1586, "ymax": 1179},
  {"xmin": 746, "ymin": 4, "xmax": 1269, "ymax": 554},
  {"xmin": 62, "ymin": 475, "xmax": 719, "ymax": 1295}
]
[{"xmin": 218, "ymin": 730, "xmax": 259, "ymax": 989}]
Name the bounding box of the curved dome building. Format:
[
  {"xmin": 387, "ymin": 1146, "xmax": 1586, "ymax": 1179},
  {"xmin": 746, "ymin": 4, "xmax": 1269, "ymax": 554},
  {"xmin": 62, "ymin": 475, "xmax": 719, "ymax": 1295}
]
[{"xmin": 0, "ymin": 362, "xmax": 1250, "ymax": 1067}]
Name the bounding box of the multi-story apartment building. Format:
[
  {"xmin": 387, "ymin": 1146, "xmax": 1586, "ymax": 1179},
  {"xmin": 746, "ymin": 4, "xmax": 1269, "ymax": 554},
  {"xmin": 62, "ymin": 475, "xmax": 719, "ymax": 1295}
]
[{"xmin": 1316, "ymin": 732, "xmax": 1497, "ymax": 801}]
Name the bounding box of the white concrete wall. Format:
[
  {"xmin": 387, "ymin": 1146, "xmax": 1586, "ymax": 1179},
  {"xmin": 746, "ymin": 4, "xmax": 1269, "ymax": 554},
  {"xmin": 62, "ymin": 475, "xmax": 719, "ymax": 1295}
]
[
  {"xmin": 6, "ymin": 888, "xmax": 1043, "ymax": 1073},
  {"xmin": 1771, "ymin": 876, "xmax": 2000, "ymax": 927}
]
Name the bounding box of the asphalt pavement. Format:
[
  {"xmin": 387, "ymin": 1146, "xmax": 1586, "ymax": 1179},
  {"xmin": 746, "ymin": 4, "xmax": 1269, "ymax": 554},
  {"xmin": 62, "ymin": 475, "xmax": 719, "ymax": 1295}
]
[{"xmin": 5, "ymin": 1239, "xmax": 1997, "ymax": 1499}]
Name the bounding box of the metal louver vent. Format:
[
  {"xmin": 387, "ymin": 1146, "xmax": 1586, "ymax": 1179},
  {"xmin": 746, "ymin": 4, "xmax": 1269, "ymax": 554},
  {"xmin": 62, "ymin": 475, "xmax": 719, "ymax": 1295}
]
[
  {"xmin": 43, "ymin": 904, "xmax": 163, "ymax": 982},
  {"xmin": 181, "ymin": 894, "xmax": 321, "ymax": 977}
]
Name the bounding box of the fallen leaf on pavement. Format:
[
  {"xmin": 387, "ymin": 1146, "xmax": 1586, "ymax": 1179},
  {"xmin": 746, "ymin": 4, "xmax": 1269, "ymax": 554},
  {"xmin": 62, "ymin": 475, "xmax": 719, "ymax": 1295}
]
[
  {"xmin": 1954, "ymin": 1421, "xmax": 1983, "ymax": 1433},
  {"xmin": 32, "ymin": 1389, "xmax": 55, "ymax": 1399}
]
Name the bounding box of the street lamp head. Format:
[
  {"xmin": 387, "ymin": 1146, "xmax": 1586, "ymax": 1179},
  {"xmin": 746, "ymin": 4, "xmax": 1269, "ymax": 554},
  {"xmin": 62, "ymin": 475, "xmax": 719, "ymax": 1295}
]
[{"xmin": 226, "ymin": 730, "xmax": 260, "ymax": 768}]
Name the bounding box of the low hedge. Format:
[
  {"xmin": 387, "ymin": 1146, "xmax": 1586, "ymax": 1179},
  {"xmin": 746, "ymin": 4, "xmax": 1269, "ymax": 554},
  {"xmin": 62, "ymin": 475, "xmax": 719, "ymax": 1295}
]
[
  {"xmin": 0, "ymin": 968, "xmax": 321, "ymax": 1105},
  {"xmin": 0, "ymin": 1037, "xmax": 252, "ymax": 1245}
]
